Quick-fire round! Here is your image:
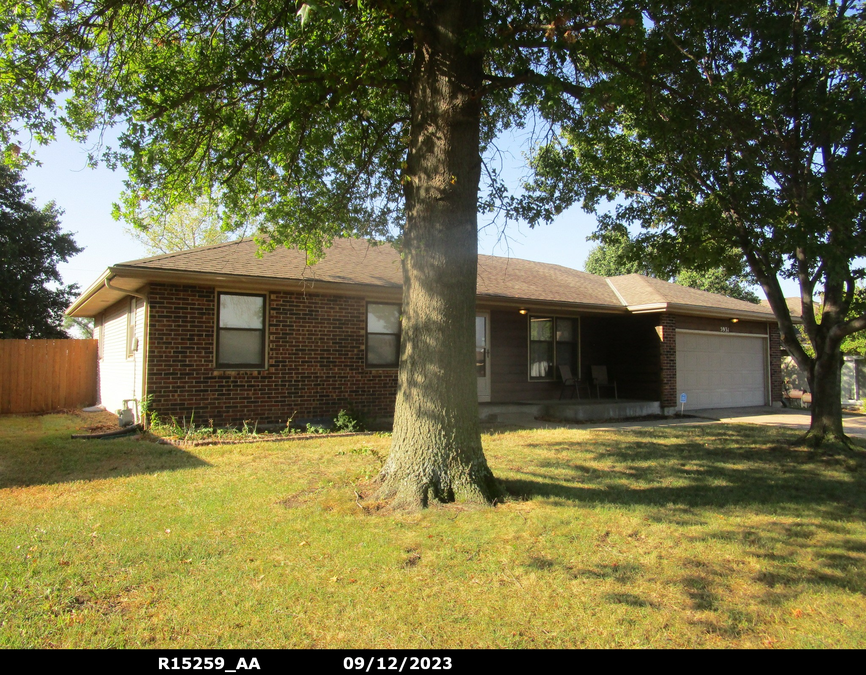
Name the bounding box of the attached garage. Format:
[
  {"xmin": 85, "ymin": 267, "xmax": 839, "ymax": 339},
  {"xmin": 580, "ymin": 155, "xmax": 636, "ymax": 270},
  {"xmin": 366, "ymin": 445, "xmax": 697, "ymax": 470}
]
[{"xmin": 676, "ymin": 331, "xmax": 769, "ymax": 410}]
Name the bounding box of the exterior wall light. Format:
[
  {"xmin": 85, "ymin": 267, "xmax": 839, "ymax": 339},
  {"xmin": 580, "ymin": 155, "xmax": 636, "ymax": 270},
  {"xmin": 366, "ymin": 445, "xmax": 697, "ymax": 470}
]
[
  {"xmin": 730, "ymin": 318, "xmax": 739, "ymax": 323},
  {"xmin": 519, "ymin": 308, "xmax": 528, "ymax": 315}
]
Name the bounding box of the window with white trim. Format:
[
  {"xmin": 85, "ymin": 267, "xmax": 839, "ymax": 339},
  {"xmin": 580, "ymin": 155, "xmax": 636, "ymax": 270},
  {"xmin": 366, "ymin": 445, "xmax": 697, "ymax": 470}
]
[
  {"xmin": 366, "ymin": 303, "xmax": 401, "ymax": 368},
  {"xmin": 529, "ymin": 316, "xmax": 578, "ymax": 381},
  {"xmin": 216, "ymin": 292, "xmax": 266, "ymax": 369}
]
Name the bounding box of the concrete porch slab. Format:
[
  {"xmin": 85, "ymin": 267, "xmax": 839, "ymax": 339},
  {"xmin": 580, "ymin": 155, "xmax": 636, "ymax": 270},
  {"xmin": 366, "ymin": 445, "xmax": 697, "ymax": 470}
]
[{"xmin": 479, "ymin": 399, "xmax": 661, "ymax": 424}]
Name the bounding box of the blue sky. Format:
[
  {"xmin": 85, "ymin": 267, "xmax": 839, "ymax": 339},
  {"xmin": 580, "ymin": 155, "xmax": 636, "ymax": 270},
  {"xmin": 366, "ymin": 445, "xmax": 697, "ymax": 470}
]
[{"xmin": 22, "ymin": 129, "xmax": 799, "ymax": 300}]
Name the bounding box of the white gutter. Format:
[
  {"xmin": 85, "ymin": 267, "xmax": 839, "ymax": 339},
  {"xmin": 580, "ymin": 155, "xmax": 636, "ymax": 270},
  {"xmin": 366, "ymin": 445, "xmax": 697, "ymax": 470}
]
[
  {"xmin": 625, "ymin": 301, "xmax": 790, "ymax": 323},
  {"xmin": 104, "ymin": 276, "xmax": 147, "ymax": 300}
]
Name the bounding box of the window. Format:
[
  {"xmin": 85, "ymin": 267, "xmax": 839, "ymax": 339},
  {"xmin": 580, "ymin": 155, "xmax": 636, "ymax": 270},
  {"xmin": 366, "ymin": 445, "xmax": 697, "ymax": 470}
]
[
  {"xmin": 367, "ymin": 303, "xmax": 400, "ymax": 367},
  {"xmin": 555, "ymin": 317, "xmax": 578, "ymax": 375},
  {"xmin": 529, "ymin": 317, "xmax": 554, "ymax": 379},
  {"xmin": 216, "ymin": 292, "xmax": 266, "ymax": 369},
  {"xmin": 529, "ymin": 316, "xmax": 579, "ymax": 381}
]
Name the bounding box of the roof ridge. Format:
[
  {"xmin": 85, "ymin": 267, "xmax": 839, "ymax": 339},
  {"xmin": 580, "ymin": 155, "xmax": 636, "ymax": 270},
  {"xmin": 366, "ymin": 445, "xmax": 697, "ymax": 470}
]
[{"xmin": 604, "ymin": 278, "xmax": 629, "ymax": 306}]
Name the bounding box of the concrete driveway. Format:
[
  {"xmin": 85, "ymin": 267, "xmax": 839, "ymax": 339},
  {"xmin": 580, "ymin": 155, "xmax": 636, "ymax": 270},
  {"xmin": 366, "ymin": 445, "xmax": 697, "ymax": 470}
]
[
  {"xmin": 689, "ymin": 406, "xmax": 866, "ymax": 439},
  {"xmin": 550, "ymin": 405, "xmax": 866, "ymax": 439}
]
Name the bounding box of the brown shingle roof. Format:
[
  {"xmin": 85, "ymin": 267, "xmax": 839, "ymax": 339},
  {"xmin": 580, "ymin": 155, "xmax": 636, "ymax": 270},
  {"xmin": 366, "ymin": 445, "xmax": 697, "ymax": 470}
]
[
  {"xmin": 476, "ymin": 256, "xmax": 621, "ymax": 307},
  {"xmin": 116, "ymin": 237, "xmax": 625, "ymax": 308},
  {"xmin": 607, "ymin": 274, "xmax": 776, "ymax": 318},
  {"xmin": 116, "ymin": 237, "xmax": 404, "ymax": 288},
  {"xmin": 760, "ymin": 297, "xmax": 804, "ymax": 319},
  {"xmin": 70, "ymin": 237, "xmax": 778, "ymax": 321}
]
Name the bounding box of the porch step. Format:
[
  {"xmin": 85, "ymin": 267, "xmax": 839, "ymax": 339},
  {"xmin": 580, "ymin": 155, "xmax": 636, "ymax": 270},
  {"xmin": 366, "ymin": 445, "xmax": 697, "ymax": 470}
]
[{"xmin": 479, "ymin": 399, "xmax": 661, "ymax": 424}]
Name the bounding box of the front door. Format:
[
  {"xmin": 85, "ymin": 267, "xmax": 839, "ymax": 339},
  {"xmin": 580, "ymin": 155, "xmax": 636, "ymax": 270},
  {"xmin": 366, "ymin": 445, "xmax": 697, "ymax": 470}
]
[{"xmin": 476, "ymin": 312, "xmax": 491, "ymax": 402}]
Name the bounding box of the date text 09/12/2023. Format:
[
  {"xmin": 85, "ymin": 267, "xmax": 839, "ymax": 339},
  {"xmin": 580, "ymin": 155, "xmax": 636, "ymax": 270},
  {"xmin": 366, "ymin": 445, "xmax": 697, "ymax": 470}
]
[{"xmin": 156, "ymin": 656, "xmax": 454, "ymax": 672}]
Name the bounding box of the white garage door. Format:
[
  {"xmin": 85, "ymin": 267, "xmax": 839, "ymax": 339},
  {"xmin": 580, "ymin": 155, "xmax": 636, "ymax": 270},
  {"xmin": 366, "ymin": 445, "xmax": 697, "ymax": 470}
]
[{"xmin": 676, "ymin": 332, "xmax": 768, "ymax": 410}]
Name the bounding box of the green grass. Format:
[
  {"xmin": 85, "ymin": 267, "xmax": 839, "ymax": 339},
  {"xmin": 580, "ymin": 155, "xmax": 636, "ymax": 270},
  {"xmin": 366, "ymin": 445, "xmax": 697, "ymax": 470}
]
[{"xmin": 1, "ymin": 412, "xmax": 865, "ymax": 648}]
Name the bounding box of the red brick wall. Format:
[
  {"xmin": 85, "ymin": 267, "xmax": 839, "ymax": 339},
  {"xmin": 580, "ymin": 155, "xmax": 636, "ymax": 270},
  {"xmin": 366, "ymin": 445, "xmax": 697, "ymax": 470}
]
[
  {"xmin": 657, "ymin": 314, "xmax": 677, "ymax": 409},
  {"xmin": 146, "ymin": 284, "xmax": 398, "ymax": 426}
]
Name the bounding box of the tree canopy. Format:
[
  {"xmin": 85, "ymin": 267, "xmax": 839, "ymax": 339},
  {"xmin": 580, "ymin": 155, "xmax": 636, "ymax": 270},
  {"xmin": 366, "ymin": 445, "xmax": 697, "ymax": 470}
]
[
  {"xmin": 583, "ymin": 226, "xmax": 760, "ymax": 303},
  {"xmin": 0, "ymin": 0, "xmax": 639, "ymax": 507},
  {"xmin": 0, "ymin": 165, "xmax": 82, "ymax": 339},
  {"xmin": 525, "ymin": 0, "xmax": 866, "ymax": 445},
  {"xmin": 121, "ymin": 195, "xmax": 242, "ymax": 255},
  {"xmin": 1, "ymin": 1, "xmax": 633, "ymax": 252}
]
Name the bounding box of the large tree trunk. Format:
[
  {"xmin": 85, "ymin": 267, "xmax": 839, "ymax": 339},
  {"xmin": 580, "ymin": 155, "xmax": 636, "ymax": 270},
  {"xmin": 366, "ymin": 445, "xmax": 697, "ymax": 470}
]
[
  {"xmin": 739, "ymin": 231, "xmax": 853, "ymax": 449},
  {"xmin": 804, "ymin": 348, "xmax": 848, "ymax": 446},
  {"xmin": 375, "ymin": 0, "xmax": 499, "ymax": 509}
]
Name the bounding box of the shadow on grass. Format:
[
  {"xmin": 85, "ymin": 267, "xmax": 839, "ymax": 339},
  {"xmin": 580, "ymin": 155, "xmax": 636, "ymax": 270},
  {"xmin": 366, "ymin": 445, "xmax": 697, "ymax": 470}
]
[
  {"xmin": 501, "ymin": 471, "xmax": 865, "ymax": 514},
  {"xmin": 499, "ymin": 424, "xmax": 866, "ymax": 610},
  {"xmin": 502, "ymin": 426, "xmax": 866, "ymax": 514},
  {"xmin": 0, "ymin": 438, "xmax": 210, "ymax": 489}
]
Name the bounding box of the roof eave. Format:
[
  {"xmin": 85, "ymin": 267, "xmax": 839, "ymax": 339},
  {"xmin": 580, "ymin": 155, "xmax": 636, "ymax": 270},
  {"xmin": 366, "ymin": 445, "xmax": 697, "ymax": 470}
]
[
  {"xmin": 65, "ymin": 268, "xmax": 112, "ymax": 317},
  {"xmin": 476, "ymin": 294, "xmax": 626, "ymax": 314},
  {"xmin": 111, "ymin": 264, "xmax": 403, "ymax": 296},
  {"xmin": 626, "ymin": 300, "xmax": 785, "ymax": 322}
]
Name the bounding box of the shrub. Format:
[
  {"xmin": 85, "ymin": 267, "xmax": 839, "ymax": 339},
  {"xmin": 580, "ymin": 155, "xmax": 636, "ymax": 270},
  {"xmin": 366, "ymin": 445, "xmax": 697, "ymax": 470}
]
[{"xmin": 334, "ymin": 409, "xmax": 365, "ymax": 433}]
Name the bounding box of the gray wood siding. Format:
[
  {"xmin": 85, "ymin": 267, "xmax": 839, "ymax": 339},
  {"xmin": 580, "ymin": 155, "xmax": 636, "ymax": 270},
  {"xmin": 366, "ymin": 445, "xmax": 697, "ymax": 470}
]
[{"xmin": 489, "ymin": 310, "xmax": 662, "ymax": 403}]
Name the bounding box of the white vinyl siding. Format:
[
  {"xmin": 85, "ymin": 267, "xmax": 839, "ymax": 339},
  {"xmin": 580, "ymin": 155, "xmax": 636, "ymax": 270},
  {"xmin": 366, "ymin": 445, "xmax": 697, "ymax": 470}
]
[
  {"xmin": 676, "ymin": 331, "xmax": 768, "ymax": 410},
  {"xmin": 98, "ymin": 296, "xmax": 146, "ymax": 419}
]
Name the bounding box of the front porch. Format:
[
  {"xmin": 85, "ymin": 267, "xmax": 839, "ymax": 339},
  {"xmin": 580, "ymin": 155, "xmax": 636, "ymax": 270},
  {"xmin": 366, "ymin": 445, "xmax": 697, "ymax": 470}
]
[
  {"xmin": 479, "ymin": 308, "xmax": 666, "ymax": 406},
  {"xmin": 479, "ymin": 398, "xmax": 662, "ymax": 424}
]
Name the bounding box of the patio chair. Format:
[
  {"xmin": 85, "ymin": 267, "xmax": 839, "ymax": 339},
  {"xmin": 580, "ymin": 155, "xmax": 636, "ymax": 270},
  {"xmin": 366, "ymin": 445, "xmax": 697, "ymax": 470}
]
[
  {"xmin": 559, "ymin": 365, "xmax": 591, "ymax": 400},
  {"xmin": 591, "ymin": 365, "xmax": 618, "ymax": 400}
]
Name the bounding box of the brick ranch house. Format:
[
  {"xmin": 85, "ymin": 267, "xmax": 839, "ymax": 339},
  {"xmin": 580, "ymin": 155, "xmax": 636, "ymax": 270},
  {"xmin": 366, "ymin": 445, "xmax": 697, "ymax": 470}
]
[{"xmin": 66, "ymin": 238, "xmax": 784, "ymax": 426}]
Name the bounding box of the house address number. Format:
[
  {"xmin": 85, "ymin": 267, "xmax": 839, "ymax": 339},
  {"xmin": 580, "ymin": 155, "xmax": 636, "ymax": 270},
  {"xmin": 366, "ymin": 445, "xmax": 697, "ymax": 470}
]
[{"xmin": 720, "ymin": 326, "xmax": 730, "ymax": 332}]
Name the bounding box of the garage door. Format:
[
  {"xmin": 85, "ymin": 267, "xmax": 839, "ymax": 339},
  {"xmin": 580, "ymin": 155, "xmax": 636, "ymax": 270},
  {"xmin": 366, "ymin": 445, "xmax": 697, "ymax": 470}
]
[{"xmin": 676, "ymin": 332, "xmax": 768, "ymax": 410}]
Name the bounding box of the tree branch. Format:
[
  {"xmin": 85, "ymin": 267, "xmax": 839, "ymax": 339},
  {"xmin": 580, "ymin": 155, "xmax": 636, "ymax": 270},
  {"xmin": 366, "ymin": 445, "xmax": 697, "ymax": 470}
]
[{"xmin": 481, "ymin": 71, "xmax": 586, "ymax": 99}]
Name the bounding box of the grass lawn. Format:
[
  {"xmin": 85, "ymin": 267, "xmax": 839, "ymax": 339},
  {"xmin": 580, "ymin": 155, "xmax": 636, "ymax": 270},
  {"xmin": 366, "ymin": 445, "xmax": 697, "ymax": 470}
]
[{"xmin": 1, "ymin": 412, "xmax": 865, "ymax": 649}]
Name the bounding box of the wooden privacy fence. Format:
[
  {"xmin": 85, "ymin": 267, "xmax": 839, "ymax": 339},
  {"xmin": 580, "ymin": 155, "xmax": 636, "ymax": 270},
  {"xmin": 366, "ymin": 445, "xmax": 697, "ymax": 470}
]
[{"xmin": 0, "ymin": 339, "xmax": 98, "ymax": 414}]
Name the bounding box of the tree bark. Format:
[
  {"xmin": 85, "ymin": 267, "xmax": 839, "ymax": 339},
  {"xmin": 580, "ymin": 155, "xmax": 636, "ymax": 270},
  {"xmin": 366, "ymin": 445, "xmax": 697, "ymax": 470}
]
[
  {"xmin": 803, "ymin": 343, "xmax": 848, "ymax": 446},
  {"xmin": 734, "ymin": 217, "xmax": 855, "ymax": 449},
  {"xmin": 375, "ymin": 0, "xmax": 500, "ymax": 509}
]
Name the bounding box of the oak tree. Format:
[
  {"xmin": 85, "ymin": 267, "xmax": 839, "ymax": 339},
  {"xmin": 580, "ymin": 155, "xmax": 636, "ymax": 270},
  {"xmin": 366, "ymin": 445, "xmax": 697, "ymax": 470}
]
[
  {"xmin": 1, "ymin": 0, "xmax": 635, "ymax": 506},
  {"xmin": 525, "ymin": 0, "xmax": 866, "ymax": 446}
]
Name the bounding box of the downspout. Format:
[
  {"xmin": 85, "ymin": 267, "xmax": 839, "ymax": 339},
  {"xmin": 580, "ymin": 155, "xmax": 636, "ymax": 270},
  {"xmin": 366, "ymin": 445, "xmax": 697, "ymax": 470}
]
[{"xmin": 141, "ymin": 290, "xmax": 150, "ymax": 428}]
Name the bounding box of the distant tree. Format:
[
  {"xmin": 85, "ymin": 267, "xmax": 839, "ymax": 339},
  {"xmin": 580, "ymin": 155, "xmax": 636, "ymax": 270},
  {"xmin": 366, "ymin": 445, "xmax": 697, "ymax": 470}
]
[
  {"xmin": 0, "ymin": 166, "xmax": 81, "ymax": 338},
  {"xmin": 841, "ymin": 286, "xmax": 866, "ymax": 357},
  {"xmin": 120, "ymin": 195, "xmax": 243, "ymax": 255},
  {"xmin": 584, "ymin": 227, "xmax": 759, "ymax": 303},
  {"xmin": 583, "ymin": 227, "xmax": 656, "ymax": 277},
  {"xmin": 63, "ymin": 316, "xmax": 94, "ymax": 339},
  {"xmin": 671, "ymin": 269, "xmax": 759, "ymax": 304}
]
